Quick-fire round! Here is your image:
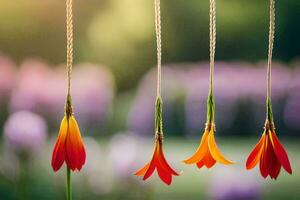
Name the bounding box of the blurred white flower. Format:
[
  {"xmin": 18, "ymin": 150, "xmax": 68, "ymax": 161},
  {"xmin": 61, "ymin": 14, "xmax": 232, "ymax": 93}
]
[
  {"xmin": 108, "ymin": 132, "xmax": 138, "ymax": 177},
  {"xmin": 82, "ymin": 137, "xmax": 113, "ymax": 195},
  {"xmin": 210, "ymin": 167, "xmax": 261, "ymax": 200}
]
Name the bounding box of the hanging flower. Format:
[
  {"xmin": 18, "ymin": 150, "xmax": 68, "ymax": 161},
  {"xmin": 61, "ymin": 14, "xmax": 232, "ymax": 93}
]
[
  {"xmin": 183, "ymin": 0, "xmax": 234, "ymax": 169},
  {"xmin": 51, "ymin": 95, "xmax": 86, "ymax": 172},
  {"xmin": 246, "ymin": 0, "xmax": 292, "ymax": 180},
  {"xmin": 134, "ymin": 98, "xmax": 179, "ymax": 185},
  {"xmin": 134, "ymin": 135, "xmax": 179, "ymax": 185},
  {"xmin": 246, "ymin": 120, "xmax": 292, "ymax": 179},
  {"xmin": 184, "ymin": 122, "xmax": 233, "ymax": 168}
]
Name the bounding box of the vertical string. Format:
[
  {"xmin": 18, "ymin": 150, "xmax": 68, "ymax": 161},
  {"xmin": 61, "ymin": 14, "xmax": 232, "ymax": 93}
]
[
  {"xmin": 154, "ymin": 0, "xmax": 162, "ymax": 98},
  {"xmin": 66, "ymin": 0, "xmax": 73, "ymax": 96},
  {"xmin": 267, "ymin": 0, "xmax": 275, "ymax": 100},
  {"xmin": 209, "ymin": 0, "xmax": 216, "ymax": 96},
  {"xmin": 65, "ymin": 0, "xmax": 73, "ymax": 199}
]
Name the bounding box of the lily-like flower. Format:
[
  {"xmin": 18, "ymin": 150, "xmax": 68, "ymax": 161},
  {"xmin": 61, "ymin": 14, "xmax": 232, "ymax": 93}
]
[
  {"xmin": 184, "ymin": 122, "xmax": 234, "ymax": 168},
  {"xmin": 134, "ymin": 97, "xmax": 179, "ymax": 185},
  {"xmin": 134, "ymin": 134, "xmax": 179, "ymax": 185},
  {"xmin": 51, "ymin": 95, "xmax": 86, "ymax": 172},
  {"xmin": 246, "ymin": 120, "xmax": 292, "ymax": 179},
  {"xmin": 184, "ymin": 0, "xmax": 233, "ymax": 170}
]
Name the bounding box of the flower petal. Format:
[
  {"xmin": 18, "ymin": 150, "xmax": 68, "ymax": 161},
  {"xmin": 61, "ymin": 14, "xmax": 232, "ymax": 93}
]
[
  {"xmin": 183, "ymin": 131, "xmax": 209, "ymax": 164},
  {"xmin": 142, "ymin": 158, "xmax": 157, "ymax": 181},
  {"xmin": 158, "ymin": 146, "xmax": 179, "ymax": 176},
  {"xmin": 201, "ymin": 150, "xmax": 216, "ymax": 168},
  {"xmin": 157, "ymin": 163, "xmax": 172, "ymax": 185},
  {"xmin": 269, "ymin": 131, "xmax": 292, "ymax": 174},
  {"xmin": 134, "ymin": 163, "xmax": 150, "ymax": 176},
  {"xmin": 142, "ymin": 143, "xmax": 160, "ymax": 181},
  {"xmin": 265, "ymin": 135, "xmax": 281, "ymax": 179},
  {"xmin": 207, "ymin": 131, "xmax": 234, "ymax": 165},
  {"xmin": 259, "ymin": 137, "xmax": 268, "ymax": 178},
  {"xmin": 51, "ymin": 117, "xmax": 68, "ymax": 172},
  {"xmin": 246, "ymin": 134, "xmax": 265, "ymax": 170},
  {"xmin": 65, "ymin": 116, "xmax": 86, "ymax": 171}
]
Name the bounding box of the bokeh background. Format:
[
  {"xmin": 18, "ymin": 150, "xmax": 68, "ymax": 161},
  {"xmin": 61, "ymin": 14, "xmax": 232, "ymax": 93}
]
[{"xmin": 0, "ymin": 0, "xmax": 300, "ymax": 199}]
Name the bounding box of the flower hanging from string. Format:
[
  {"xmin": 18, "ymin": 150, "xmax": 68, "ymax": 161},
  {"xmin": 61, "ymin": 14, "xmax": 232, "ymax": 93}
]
[
  {"xmin": 134, "ymin": 0, "xmax": 179, "ymax": 185},
  {"xmin": 183, "ymin": 0, "xmax": 234, "ymax": 169},
  {"xmin": 246, "ymin": 0, "xmax": 292, "ymax": 179},
  {"xmin": 51, "ymin": 0, "xmax": 86, "ymax": 199},
  {"xmin": 51, "ymin": 95, "xmax": 86, "ymax": 172}
]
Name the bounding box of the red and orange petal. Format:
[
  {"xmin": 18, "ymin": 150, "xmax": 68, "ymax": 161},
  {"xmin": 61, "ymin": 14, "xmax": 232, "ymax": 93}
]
[
  {"xmin": 184, "ymin": 129, "xmax": 233, "ymax": 168},
  {"xmin": 134, "ymin": 141, "xmax": 179, "ymax": 185},
  {"xmin": 246, "ymin": 131, "xmax": 292, "ymax": 179},
  {"xmin": 51, "ymin": 116, "xmax": 86, "ymax": 172}
]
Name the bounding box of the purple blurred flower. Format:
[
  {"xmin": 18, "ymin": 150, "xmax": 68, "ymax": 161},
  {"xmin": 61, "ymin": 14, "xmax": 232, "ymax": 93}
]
[
  {"xmin": 47, "ymin": 63, "xmax": 115, "ymax": 128},
  {"xmin": 284, "ymin": 68, "xmax": 300, "ymax": 130},
  {"xmin": 71, "ymin": 63, "xmax": 115, "ymax": 128},
  {"xmin": 9, "ymin": 61, "xmax": 115, "ymax": 128},
  {"xmin": 4, "ymin": 111, "xmax": 47, "ymax": 153}
]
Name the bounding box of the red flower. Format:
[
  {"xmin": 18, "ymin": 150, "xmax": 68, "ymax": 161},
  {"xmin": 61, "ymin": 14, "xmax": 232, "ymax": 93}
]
[
  {"xmin": 246, "ymin": 121, "xmax": 292, "ymax": 179},
  {"xmin": 51, "ymin": 115, "xmax": 86, "ymax": 172},
  {"xmin": 184, "ymin": 123, "xmax": 233, "ymax": 168},
  {"xmin": 134, "ymin": 135, "xmax": 179, "ymax": 185}
]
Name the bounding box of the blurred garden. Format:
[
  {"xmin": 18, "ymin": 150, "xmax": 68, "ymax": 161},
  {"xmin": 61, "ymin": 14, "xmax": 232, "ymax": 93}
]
[{"xmin": 0, "ymin": 0, "xmax": 300, "ymax": 199}]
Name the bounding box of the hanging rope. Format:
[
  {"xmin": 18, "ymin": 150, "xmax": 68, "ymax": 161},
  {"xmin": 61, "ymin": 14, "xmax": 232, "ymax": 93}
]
[
  {"xmin": 209, "ymin": 0, "xmax": 216, "ymax": 95},
  {"xmin": 267, "ymin": 0, "xmax": 275, "ymax": 99},
  {"xmin": 154, "ymin": 0, "xmax": 162, "ymax": 98},
  {"xmin": 66, "ymin": 0, "xmax": 73, "ymax": 96}
]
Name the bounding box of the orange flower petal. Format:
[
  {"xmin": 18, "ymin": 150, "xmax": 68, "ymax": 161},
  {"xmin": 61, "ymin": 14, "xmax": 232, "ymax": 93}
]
[
  {"xmin": 246, "ymin": 134, "xmax": 265, "ymax": 170},
  {"xmin": 269, "ymin": 131, "xmax": 292, "ymax": 174},
  {"xmin": 134, "ymin": 163, "xmax": 150, "ymax": 176},
  {"xmin": 207, "ymin": 131, "xmax": 234, "ymax": 165},
  {"xmin": 259, "ymin": 137, "xmax": 268, "ymax": 178},
  {"xmin": 51, "ymin": 117, "xmax": 68, "ymax": 172},
  {"xmin": 65, "ymin": 116, "xmax": 86, "ymax": 171},
  {"xmin": 183, "ymin": 130, "xmax": 209, "ymax": 164}
]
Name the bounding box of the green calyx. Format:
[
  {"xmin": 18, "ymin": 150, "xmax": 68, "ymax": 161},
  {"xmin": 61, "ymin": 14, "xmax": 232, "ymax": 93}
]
[
  {"xmin": 206, "ymin": 93, "xmax": 215, "ymax": 123},
  {"xmin": 155, "ymin": 96, "xmax": 163, "ymax": 138},
  {"xmin": 266, "ymin": 97, "xmax": 274, "ymax": 124}
]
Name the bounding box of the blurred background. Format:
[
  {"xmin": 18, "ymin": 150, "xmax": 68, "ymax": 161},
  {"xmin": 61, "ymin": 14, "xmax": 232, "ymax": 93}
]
[{"xmin": 0, "ymin": 0, "xmax": 299, "ymax": 199}]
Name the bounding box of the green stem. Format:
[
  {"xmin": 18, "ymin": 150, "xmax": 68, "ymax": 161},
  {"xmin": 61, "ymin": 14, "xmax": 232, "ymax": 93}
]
[
  {"xmin": 66, "ymin": 167, "xmax": 72, "ymax": 200},
  {"xmin": 155, "ymin": 97, "xmax": 163, "ymax": 136}
]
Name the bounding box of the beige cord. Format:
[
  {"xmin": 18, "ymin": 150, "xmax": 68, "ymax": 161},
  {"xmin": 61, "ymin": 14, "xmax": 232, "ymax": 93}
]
[
  {"xmin": 209, "ymin": 0, "xmax": 216, "ymax": 95},
  {"xmin": 154, "ymin": 0, "xmax": 162, "ymax": 98},
  {"xmin": 267, "ymin": 0, "xmax": 275, "ymax": 99},
  {"xmin": 66, "ymin": 0, "xmax": 73, "ymax": 96}
]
